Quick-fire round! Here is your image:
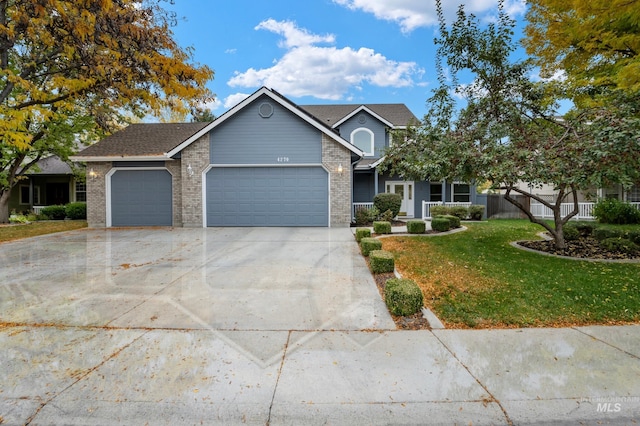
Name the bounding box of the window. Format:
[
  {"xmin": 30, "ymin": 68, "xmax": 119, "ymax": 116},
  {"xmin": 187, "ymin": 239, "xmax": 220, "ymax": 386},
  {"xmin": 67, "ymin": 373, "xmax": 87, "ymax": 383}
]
[
  {"xmin": 19, "ymin": 185, "xmax": 40, "ymax": 205},
  {"xmin": 351, "ymin": 128, "xmax": 374, "ymax": 156},
  {"xmin": 627, "ymin": 185, "xmax": 640, "ymax": 202},
  {"xmin": 75, "ymin": 181, "xmax": 86, "ymax": 202},
  {"xmin": 430, "ymin": 183, "xmax": 443, "ymax": 202},
  {"xmin": 453, "ymin": 183, "xmax": 471, "ymax": 202}
]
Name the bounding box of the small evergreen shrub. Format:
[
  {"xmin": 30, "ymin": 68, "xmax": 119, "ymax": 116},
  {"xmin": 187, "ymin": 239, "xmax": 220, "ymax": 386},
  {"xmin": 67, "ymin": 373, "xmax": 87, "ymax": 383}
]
[
  {"xmin": 626, "ymin": 230, "xmax": 640, "ymax": 245},
  {"xmin": 573, "ymin": 221, "xmax": 596, "ymax": 237},
  {"xmin": 380, "ymin": 209, "xmax": 395, "ymax": 222},
  {"xmin": 360, "ymin": 237, "xmax": 382, "ymax": 256},
  {"xmin": 41, "ymin": 205, "xmax": 67, "ymax": 220},
  {"xmin": 369, "ymin": 250, "xmax": 395, "ymax": 273},
  {"xmin": 468, "ymin": 204, "xmax": 485, "ymax": 220},
  {"xmin": 562, "ymin": 224, "xmax": 581, "ymax": 241},
  {"xmin": 430, "ymin": 205, "xmax": 450, "ymax": 217},
  {"xmin": 450, "ymin": 206, "xmax": 469, "ymax": 220},
  {"xmin": 373, "ymin": 193, "xmax": 402, "ymax": 218},
  {"xmin": 599, "ymin": 237, "xmax": 639, "ymax": 254},
  {"xmin": 355, "ymin": 209, "xmax": 370, "ymax": 226},
  {"xmin": 431, "ymin": 217, "xmax": 451, "ymax": 232},
  {"xmin": 407, "ymin": 220, "xmax": 426, "ymax": 234},
  {"xmin": 355, "ymin": 227, "xmax": 371, "ymax": 242},
  {"xmin": 373, "ymin": 221, "xmax": 392, "ymax": 234},
  {"xmin": 65, "ymin": 202, "xmax": 87, "ymax": 220},
  {"xmin": 593, "ymin": 227, "xmax": 625, "ymax": 241},
  {"xmin": 385, "ymin": 278, "xmax": 424, "ymax": 316},
  {"xmin": 593, "ymin": 198, "xmax": 640, "ymax": 224},
  {"xmin": 442, "ymin": 214, "xmax": 461, "ymax": 228}
]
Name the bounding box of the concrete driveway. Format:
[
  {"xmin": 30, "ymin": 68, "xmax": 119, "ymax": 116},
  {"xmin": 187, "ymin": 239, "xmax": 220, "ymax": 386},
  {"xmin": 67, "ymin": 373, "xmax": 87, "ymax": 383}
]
[{"xmin": 2, "ymin": 227, "xmax": 639, "ymax": 425}]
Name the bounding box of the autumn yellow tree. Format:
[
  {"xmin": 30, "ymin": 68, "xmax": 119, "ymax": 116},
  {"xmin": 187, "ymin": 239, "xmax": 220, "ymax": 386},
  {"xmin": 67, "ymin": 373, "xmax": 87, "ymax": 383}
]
[
  {"xmin": 525, "ymin": 0, "xmax": 640, "ymax": 107},
  {"xmin": 0, "ymin": 0, "xmax": 214, "ymax": 222}
]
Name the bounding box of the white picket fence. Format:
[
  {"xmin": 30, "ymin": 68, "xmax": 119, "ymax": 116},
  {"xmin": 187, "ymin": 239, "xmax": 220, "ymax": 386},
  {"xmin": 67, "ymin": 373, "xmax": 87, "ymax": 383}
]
[
  {"xmin": 422, "ymin": 201, "xmax": 472, "ymax": 220},
  {"xmin": 352, "ymin": 202, "xmax": 375, "ymax": 218},
  {"xmin": 530, "ymin": 202, "xmax": 640, "ymax": 220}
]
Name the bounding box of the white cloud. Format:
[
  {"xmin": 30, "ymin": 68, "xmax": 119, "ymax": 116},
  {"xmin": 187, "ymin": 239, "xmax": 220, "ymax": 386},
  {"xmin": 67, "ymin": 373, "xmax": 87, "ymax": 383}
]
[
  {"xmin": 223, "ymin": 92, "xmax": 251, "ymax": 109},
  {"xmin": 332, "ymin": 0, "xmax": 526, "ymax": 33},
  {"xmin": 197, "ymin": 98, "xmax": 222, "ymax": 111},
  {"xmin": 227, "ymin": 19, "xmax": 423, "ymax": 100}
]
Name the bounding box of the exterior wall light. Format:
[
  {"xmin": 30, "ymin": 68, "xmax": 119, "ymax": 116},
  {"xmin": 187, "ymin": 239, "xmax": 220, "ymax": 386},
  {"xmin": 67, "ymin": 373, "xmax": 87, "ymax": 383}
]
[
  {"xmin": 337, "ymin": 164, "xmax": 343, "ymax": 174},
  {"xmin": 187, "ymin": 164, "xmax": 194, "ymax": 177},
  {"xmin": 89, "ymin": 168, "xmax": 97, "ymax": 180}
]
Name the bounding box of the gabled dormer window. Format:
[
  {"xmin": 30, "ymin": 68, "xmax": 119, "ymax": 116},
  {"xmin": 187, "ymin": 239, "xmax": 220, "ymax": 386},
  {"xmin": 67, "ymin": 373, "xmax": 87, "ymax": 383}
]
[{"xmin": 351, "ymin": 128, "xmax": 374, "ymax": 156}]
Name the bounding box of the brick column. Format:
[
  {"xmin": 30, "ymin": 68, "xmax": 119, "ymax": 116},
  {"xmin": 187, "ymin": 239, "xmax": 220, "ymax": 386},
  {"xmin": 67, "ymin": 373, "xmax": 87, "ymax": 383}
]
[
  {"xmin": 86, "ymin": 162, "xmax": 111, "ymax": 228},
  {"xmin": 322, "ymin": 135, "xmax": 352, "ymax": 227},
  {"xmin": 181, "ymin": 134, "xmax": 210, "ymax": 227}
]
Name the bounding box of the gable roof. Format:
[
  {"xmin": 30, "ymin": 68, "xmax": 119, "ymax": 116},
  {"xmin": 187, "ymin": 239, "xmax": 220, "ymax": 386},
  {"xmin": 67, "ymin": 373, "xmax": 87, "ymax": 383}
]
[
  {"xmin": 74, "ymin": 87, "xmax": 364, "ymax": 161},
  {"xmin": 22, "ymin": 155, "xmax": 75, "ymax": 175},
  {"xmin": 300, "ymin": 104, "xmax": 418, "ymax": 129}
]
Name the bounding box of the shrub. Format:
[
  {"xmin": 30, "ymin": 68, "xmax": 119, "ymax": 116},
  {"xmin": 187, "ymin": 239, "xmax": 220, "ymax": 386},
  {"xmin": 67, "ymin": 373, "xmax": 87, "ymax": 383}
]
[
  {"xmin": 562, "ymin": 224, "xmax": 581, "ymax": 241},
  {"xmin": 441, "ymin": 214, "xmax": 461, "ymax": 228},
  {"xmin": 573, "ymin": 221, "xmax": 596, "ymax": 237},
  {"xmin": 355, "ymin": 209, "xmax": 370, "ymax": 226},
  {"xmin": 65, "ymin": 202, "xmax": 87, "ymax": 220},
  {"xmin": 407, "ymin": 220, "xmax": 426, "ymax": 234},
  {"xmin": 385, "ymin": 278, "xmax": 424, "ymax": 316},
  {"xmin": 355, "ymin": 227, "xmax": 371, "ymax": 242},
  {"xmin": 9, "ymin": 213, "xmax": 29, "ymax": 224},
  {"xmin": 593, "ymin": 198, "xmax": 640, "ymax": 224},
  {"xmin": 430, "ymin": 205, "xmax": 451, "ymax": 217},
  {"xmin": 468, "ymin": 204, "xmax": 485, "ymax": 220},
  {"xmin": 40, "ymin": 205, "xmax": 66, "ymax": 220},
  {"xmin": 360, "ymin": 237, "xmax": 382, "ymax": 256},
  {"xmin": 374, "ymin": 193, "xmax": 402, "ymax": 218},
  {"xmin": 431, "ymin": 217, "xmax": 451, "ymax": 232},
  {"xmin": 593, "ymin": 227, "xmax": 625, "ymax": 241},
  {"xmin": 370, "ymin": 250, "xmax": 395, "ymax": 273},
  {"xmin": 373, "ymin": 221, "xmax": 392, "ymax": 234},
  {"xmin": 599, "ymin": 237, "xmax": 640, "ymax": 254},
  {"xmin": 379, "ymin": 209, "xmax": 395, "ymax": 222},
  {"xmin": 450, "ymin": 206, "xmax": 469, "ymax": 220},
  {"xmin": 626, "ymin": 230, "xmax": 640, "ymax": 245}
]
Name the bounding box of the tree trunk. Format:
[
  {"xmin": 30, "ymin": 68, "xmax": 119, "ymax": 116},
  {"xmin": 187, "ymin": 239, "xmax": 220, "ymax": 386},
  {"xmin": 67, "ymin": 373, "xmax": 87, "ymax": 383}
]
[{"xmin": 0, "ymin": 190, "xmax": 11, "ymax": 223}]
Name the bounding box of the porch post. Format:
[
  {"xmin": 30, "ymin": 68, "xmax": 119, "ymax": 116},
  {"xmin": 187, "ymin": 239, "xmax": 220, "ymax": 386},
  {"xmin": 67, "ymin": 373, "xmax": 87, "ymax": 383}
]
[
  {"xmin": 441, "ymin": 180, "xmax": 447, "ymax": 204},
  {"xmin": 374, "ymin": 168, "xmax": 379, "ymax": 195}
]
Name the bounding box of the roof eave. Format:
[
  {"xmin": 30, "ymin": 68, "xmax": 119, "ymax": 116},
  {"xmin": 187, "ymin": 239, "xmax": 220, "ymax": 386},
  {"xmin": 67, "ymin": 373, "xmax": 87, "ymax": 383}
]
[
  {"xmin": 70, "ymin": 155, "xmax": 171, "ymax": 162},
  {"xmin": 333, "ymin": 105, "xmax": 395, "ymax": 129}
]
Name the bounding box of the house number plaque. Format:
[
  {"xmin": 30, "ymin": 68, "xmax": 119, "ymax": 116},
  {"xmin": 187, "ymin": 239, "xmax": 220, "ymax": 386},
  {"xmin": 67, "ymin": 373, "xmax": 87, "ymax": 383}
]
[{"xmin": 277, "ymin": 157, "xmax": 290, "ymax": 163}]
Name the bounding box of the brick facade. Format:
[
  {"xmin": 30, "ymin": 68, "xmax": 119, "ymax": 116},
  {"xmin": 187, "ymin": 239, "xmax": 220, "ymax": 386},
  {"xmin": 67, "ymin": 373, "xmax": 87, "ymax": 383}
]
[
  {"xmin": 180, "ymin": 134, "xmax": 210, "ymax": 227},
  {"xmin": 322, "ymin": 135, "xmax": 352, "ymax": 226},
  {"xmin": 86, "ymin": 162, "xmax": 111, "ymax": 227},
  {"xmin": 165, "ymin": 160, "xmax": 182, "ymax": 227}
]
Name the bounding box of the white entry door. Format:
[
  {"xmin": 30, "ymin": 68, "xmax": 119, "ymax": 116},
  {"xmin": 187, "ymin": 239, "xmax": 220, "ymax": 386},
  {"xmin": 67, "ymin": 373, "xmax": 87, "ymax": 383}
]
[{"xmin": 386, "ymin": 181, "xmax": 414, "ymax": 217}]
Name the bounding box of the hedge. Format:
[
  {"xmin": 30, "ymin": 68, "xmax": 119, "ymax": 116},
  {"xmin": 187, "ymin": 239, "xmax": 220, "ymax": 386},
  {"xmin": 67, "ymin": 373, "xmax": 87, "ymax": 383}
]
[
  {"xmin": 370, "ymin": 250, "xmax": 395, "ymax": 273},
  {"xmin": 373, "ymin": 221, "xmax": 392, "ymax": 234},
  {"xmin": 355, "ymin": 227, "xmax": 371, "ymax": 242},
  {"xmin": 406, "ymin": 220, "xmax": 426, "ymax": 234},
  {"xmin": 360, "ymin": 237, "xmax": 382, "ymax": 256},
  {"xmin": 385, "ymin": 278, "xmax": 424, "ymax": 316},
  {"xmin": 431, "ymin": 217, "xmax": 451, "ymax": 232}
]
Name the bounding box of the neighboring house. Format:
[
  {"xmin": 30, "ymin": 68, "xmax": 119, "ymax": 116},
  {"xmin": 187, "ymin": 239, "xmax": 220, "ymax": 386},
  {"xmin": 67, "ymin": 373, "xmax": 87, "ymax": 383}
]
[
  {"xmin": 72, "ymin": 86, "xmax": 479, "ymax": 228},
  {"xmin": 8, "ymin": 155, "xmax": 86, "ymax": 214}
]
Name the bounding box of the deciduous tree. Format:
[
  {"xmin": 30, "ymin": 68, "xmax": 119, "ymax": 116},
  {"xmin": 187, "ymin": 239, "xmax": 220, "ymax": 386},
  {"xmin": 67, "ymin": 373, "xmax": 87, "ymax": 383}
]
[
  {"xmin": 0, "ymin": 0, "xmax": 214, "ymax": 222},
  {"xmin": 380, "ymin": 0, "xmax": 640, "ymax": 250}
]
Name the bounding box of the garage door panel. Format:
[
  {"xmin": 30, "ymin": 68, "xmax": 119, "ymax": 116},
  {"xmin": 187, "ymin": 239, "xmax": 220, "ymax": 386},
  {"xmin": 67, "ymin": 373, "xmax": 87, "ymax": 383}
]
[
  {"xmin": 111, "ymin": 170, "xmax": 172, "ymax": 227},
  {"xmin": 206, "ymin": 167, "xmax": 328, "ymax": 226}
]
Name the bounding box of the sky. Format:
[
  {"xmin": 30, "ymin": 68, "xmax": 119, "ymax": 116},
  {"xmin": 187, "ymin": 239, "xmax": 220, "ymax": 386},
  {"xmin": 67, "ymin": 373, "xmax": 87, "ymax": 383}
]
[{"xmin": 165, "ymin": 0, "xmax": 528, "ymax": 120}]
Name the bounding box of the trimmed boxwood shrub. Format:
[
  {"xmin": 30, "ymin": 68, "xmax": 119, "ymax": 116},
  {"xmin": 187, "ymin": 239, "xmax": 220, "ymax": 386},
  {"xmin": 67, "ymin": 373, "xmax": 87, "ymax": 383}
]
[
  {"xmin": 431, "ymin": 217, "xmax": 451, "ymax": 232},
  {"xmin": 599, "ymin": 237, "xmax": 639, "ymax": 254},
  {"xmin": 385, "ymin": 278, "xmax": 424, "ymax": 316},
  {"xmin": 360, "ymin": 237, "xmax": 382, "ymax": 256},
  {"xmin": 441, "ymin": 214, "xmax": 461, "ymax": 228},
  {"xmin": 430, "ymin": 205, "xmax": 450, "ymax": 217},
  {"xmin": 355, "ymin": 227, "xmax": 371, "ymax": 242},
  {"xmin": 373, "ymin": 193, "xmax": 402, "ymax": 218},
  {"xmin": 41, "ymin": 205, "xmax": 67, "ymax": 220},
  {"xmin": 407, "ymin": 220, "xmax": 426, "ymax": 234},
  {"xmin": 369, "ymin": 250, "xmax": 394, "ymax": 273},
  {"xmin": 65, "ymin": 202, "xmax": 87, "ymax": 220},
  {"xmin": 373, "ymin": 221, "xmax": 392, "ymax": 234},
  {"xmin": 450, "ymin": 206, "xmax": 469, "ymax": 220},
  {"xmin": 468, "ymin": 204, "xmax": 485, "ymax": 220}
]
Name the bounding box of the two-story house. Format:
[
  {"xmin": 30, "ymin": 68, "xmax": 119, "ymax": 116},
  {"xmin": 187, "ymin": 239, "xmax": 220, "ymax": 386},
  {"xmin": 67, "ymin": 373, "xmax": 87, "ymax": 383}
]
[{"xmin": 73, "ymin": 87, "xmax": 479, "ymax": 227}]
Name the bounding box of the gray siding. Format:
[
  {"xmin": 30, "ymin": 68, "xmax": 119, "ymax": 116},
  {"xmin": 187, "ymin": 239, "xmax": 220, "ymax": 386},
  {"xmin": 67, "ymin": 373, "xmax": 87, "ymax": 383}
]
[
  {"xmin": 353, "ymin": 172, "xmax": 375, "ymax": 202},
  {"xmin": 337, "ymin": 112, "xmax": 388, "ymax": 158},
  {"xmin": 210, "ymin": 95, "xmax": 322, "ymax": 164},
  {"xmin": 111, "ymin": 169, "xmax": 172, "ymax": 226}
]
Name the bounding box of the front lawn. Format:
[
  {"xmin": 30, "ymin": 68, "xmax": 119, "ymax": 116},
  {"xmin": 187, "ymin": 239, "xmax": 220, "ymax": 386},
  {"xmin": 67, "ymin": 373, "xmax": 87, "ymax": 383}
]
[
  {"xmin": 0, "ymin": 220, "xmax": 87, "ymax": 243},
  {"xmin": 381, "ymin": 220, "xmax": 640, "ymax": 328}
]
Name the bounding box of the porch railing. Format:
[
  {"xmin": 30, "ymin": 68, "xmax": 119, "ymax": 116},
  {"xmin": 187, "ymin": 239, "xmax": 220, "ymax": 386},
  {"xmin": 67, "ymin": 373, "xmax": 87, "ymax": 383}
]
[
  {"xmin": 530, "ymin": 202, "xmax": 640, "ymax": 220},
  {"xmin": 32, "ymin": 206, "xmax": 47, "ymax": 214},
  {"xmin": 422, "ymin": 201, "xmax": 472, "ymax": 220},
  {"xmin": 352, "ymin": 202, "xmax": 375, "ymax": 218}
]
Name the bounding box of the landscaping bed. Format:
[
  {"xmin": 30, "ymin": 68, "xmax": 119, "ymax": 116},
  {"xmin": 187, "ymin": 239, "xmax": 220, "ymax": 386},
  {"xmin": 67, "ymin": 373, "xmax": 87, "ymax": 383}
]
[
  {"xmin": 518, "ymin": 237, "xmax": 640, "ymax": 260},
  {"xmin": 371, "ymin": 271, "xmax": 431, "ymax": 330}
]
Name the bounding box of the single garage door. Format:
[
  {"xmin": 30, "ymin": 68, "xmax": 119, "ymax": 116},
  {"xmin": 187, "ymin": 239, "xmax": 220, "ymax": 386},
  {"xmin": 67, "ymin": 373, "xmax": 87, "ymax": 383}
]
[
  {"xmin": 206, "ymin": 166, "xmax": 328, "ymax": 226},
  {"xmin": 110, "ymin": 169, "xmax": 172, "ymax": 226}
]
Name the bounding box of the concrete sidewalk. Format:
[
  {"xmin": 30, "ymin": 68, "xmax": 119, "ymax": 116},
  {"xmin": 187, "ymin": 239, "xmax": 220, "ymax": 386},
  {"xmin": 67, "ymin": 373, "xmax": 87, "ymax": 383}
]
[{"xmin": 1, "ymin": 228, "xmax": 639, "ymax": 424}]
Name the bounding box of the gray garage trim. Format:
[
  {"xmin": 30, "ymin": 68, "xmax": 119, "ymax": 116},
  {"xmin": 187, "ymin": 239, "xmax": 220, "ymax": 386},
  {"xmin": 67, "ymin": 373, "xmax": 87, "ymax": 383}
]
[
  {"xmin": 204, "ymin": 165, "xmax": 329, "ymax": 227},
  {"xmin": 106, "ymin": 168, "xmax": 173, "ymax": 227}
]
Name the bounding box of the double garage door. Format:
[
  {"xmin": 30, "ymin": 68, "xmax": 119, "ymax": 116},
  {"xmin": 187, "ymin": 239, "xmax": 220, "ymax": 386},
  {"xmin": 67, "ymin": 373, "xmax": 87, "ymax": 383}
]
[
  {"xmin": 206, "ymin": 166, "xmax": 328, "ymax": 227},
  {"xmin": 109, "ymin": 167, "xmax": 328, "ymax": 227}
]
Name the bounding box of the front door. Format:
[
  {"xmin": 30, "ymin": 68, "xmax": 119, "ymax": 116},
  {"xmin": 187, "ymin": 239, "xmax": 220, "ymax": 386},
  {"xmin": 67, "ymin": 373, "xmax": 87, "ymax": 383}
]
[{"xmin": 386, "ymin": 181, "xmax": 414, "ymax": 217}]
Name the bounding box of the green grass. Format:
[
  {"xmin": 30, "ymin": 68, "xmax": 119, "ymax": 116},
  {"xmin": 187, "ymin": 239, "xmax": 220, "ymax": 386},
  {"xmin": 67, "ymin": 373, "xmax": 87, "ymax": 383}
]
[
  {"xmin": 0, "ymin": 220, "xmax": 87, "ymax": 243},
  {"xmin": 382, "ymin": 220, "xmax": 640, "ymax": 328}
]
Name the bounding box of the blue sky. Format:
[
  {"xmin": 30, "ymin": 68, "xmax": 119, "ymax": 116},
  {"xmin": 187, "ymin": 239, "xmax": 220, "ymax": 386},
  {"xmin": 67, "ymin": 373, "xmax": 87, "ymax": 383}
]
[{"xmin": 166, "ymin": 0, "xmax": 528, "ymax": 119}]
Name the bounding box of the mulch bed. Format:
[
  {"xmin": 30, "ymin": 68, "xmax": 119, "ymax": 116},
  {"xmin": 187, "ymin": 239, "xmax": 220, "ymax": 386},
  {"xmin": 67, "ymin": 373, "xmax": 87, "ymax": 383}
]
[
  {"xmin": 372, "ymin": 271, "xmax": 431, "ymax": 330},
  {"xmin": 518, "ymin": 237, "xmax": 640, "ymax": 260}
]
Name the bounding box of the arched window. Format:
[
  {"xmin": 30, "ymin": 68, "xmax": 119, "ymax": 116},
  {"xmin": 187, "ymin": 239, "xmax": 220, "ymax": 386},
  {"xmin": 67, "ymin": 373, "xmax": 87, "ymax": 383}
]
[{"xmin": 351, "ymin": 128, "xmax": 374, "ymax": 156}]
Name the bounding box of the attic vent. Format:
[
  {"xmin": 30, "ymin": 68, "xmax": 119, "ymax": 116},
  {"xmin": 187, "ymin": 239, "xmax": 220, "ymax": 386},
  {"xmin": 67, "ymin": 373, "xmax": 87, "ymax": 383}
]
[
  {"xmin": 259, "ymin": 102, "xmax": 274, "ymax": 118},
  {"xmin": 358, "ymin": 114, "xmax": 367, "ymax": 124}
]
